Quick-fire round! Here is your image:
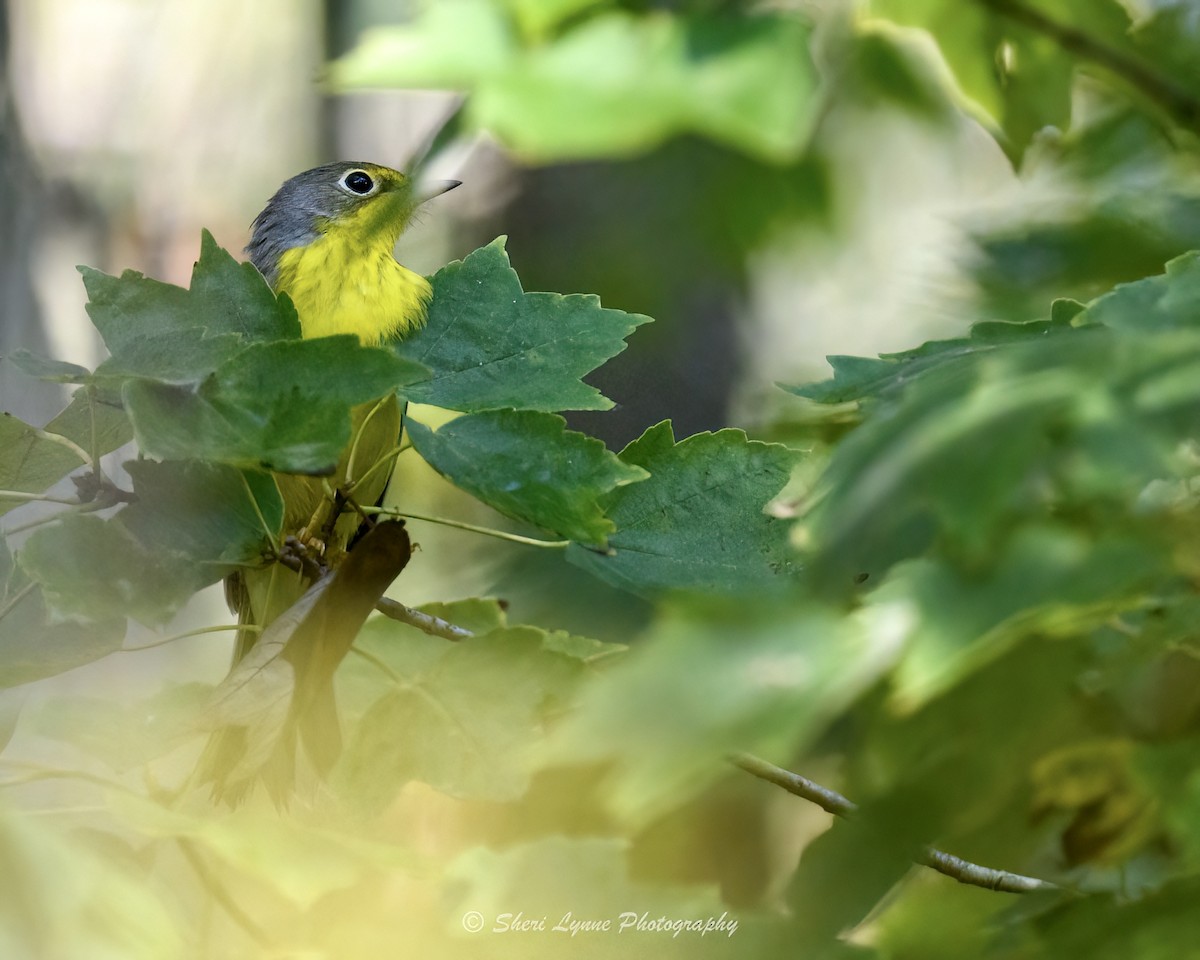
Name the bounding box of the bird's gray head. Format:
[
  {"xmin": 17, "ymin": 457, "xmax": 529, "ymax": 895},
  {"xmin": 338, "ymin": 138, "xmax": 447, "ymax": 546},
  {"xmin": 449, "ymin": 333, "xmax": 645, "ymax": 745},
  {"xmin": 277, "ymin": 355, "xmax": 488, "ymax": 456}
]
[{"xmin": 246, "ymin": 161, "xmax": 459, "ymax": 287}]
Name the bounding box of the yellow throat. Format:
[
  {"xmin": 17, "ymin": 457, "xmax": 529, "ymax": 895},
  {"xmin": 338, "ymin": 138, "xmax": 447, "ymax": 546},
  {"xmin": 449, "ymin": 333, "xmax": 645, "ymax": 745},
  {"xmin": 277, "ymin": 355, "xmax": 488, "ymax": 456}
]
[
  {"xmin": 273, "ymin": 217, "xmax": 432, "ymax": 345},
  {"xmin": 247, "ymin": 160, "xmax": 443, "ymax": 345}
]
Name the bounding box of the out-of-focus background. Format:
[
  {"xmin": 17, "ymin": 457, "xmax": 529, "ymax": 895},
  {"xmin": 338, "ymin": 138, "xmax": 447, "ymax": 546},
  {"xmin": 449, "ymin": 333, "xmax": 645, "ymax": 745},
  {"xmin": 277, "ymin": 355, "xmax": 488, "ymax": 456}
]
[{"xmin": 7, "ymin": 1, "xmax": 1200, "ymax": 956}]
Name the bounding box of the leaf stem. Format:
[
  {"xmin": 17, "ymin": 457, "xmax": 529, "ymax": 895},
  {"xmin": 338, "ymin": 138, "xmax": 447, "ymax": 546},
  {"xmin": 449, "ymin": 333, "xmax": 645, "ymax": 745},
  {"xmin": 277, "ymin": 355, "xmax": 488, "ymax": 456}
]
[
  {"xmin": 349, "ymin": 643, "xmax": 405, "ymax": 684},
  {"xmin": 121, "ymin": 623, "xmax": 260, "ymax": 653},
  {"xmin": 0, "ymin": 581, "xmax": 36, "ymax": 623},
  {"xmin": 240, "ymin": 473, "xmax": 279, "ymax": 554},
  {"xmin": 0, "ymin": 490, "xmax": 81, "ymax": 505},
  {"xmin": 363, "ymin": 507, "xmax": 570, "ymax": 549},
  {"xmin": 730, "ymin": 752, "xmax": 1059, "ymax": 894},
  {"xmin": 87, "ymin": 385, "xmax": 102, "ymax": 478},
  {"xmin": 177, "ymin": 838, "xmax": 272, "ymax": 947},
  {"xmin": 349, "ymin": 442, "xmax": 408, "ymax": 494},
  {"xmin": 31, "ymin": 427, "xmax": 93, "ymax": 470},
  {"xmin": 345, "ymin": 393, "xmax": 395, "ymax": 488},
  {"xmin": 0, "ymin": 759, "xmax": 132, "ymax": 793},
  {"xmin": 2, "ymin": 508, "xmax": 80, "ymax": 537}
]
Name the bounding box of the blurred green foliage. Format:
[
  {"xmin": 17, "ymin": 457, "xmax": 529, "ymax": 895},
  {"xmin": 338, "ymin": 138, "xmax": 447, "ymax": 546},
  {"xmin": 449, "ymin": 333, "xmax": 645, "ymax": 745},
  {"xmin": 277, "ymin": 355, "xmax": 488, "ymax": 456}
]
[{"xmin": 5, "ymin": 0, "xmax": 1200, "ymax": 957}]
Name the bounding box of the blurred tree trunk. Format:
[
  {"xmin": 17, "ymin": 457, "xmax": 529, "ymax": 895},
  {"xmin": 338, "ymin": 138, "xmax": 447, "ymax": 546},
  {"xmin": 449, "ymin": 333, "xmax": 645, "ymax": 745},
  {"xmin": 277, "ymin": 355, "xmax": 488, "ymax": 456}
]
[{"xmin": 0, "ymin": 0, "xmax": 56, "ymax": 422}]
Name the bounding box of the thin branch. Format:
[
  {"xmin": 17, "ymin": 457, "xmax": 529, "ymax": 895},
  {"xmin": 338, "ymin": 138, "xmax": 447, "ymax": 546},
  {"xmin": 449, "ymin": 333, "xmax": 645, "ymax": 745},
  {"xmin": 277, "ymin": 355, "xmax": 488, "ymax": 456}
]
[
  {"xmin": 374, "ymin": 597, "xmax": 474, "ymax": 641},
  {"xmin": 733, "ymin": 752, "xmax": 855, "ymax": 816},
  {"xmin": 978, "ymin": 0, "xmax": 1200, "ymax": 133},
  {"xmin": 363, "ymin": 506, "xmax": 571, "ymax": 550},
  {"xmin": 730, "ymin": 752, "xmax": 1058, "ymax": 894},
  {"xmin": 918, "ymin": 848, "xmax": 1051, "ymax": 893}
]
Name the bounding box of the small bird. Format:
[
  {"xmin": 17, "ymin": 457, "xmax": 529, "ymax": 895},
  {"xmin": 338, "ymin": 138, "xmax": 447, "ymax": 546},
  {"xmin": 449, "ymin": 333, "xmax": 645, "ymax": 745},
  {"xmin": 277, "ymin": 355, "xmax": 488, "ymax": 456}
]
[
  {"xmin": 204, "ymin": 161, "xmax": 458, "ymax": 799},
  {"xmin": 228, "ymin": 162, "xmax": 458, "ymax": 653}
]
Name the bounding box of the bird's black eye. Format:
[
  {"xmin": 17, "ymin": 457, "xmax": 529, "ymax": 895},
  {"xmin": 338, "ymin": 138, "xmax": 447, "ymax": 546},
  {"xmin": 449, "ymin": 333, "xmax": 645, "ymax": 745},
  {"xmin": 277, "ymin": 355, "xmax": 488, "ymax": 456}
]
[{"xmin": 342, "ymin": 170, "xmax": 374, "ymax": 195}]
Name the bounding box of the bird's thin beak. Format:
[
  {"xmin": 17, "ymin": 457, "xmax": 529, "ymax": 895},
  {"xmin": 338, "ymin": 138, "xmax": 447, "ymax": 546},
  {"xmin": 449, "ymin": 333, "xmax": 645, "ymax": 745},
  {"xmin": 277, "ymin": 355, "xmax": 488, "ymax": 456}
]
[{"xmin": 415, "ymin": 178, "xmax": 462, "ymax": 204}]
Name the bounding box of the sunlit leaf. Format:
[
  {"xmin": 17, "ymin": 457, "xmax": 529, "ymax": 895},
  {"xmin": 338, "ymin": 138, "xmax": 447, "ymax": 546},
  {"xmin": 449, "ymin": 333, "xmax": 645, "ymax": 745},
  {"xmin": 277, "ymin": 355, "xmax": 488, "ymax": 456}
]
[
  {"xmin": 334, "ymin": 5, "xmax": 818, "ymax": 162},
  {"xmin": 873, "ymin": 0, "xmax": 1132, "ymax": 154},
  {"xmin": 500, "ymin": 0, "xmax": 605, "ymax": 36}
]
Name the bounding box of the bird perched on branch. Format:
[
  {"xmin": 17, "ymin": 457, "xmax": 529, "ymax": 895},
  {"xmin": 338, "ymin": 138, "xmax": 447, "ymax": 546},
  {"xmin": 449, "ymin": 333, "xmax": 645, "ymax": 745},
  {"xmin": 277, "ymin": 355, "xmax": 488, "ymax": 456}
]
[{"xmin": 202, "ymin": 161, "xmax": 459, "ymax": 801}]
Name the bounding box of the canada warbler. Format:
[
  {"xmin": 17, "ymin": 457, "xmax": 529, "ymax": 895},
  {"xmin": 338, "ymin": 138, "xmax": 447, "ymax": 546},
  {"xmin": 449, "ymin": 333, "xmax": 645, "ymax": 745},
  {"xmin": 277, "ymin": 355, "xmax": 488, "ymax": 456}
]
[
  {"xmin": 231, "ymin": 160, "xmax": 458, "ymax": 646},
  {"xmin": 209, "ymin": 161, "xmax": 457, "ymax": 797}
]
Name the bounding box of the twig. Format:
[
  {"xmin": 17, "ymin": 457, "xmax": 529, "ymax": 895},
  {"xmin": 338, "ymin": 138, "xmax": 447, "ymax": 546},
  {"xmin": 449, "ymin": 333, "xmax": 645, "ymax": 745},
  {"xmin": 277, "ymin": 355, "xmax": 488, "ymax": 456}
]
[
  {"xmin": 731, "ymin": 752, "xmax": 1058, "ymax": 894},
  {"xmin": 374, "ymin": 597, "xmax": 474, "ymax": 641},
  {"xmin": 733, "ymin": 752, "xmax": 855, "ymax": 816},
  {"xmin": 978, "ymin": 0, "xmax": 1200, "ymax": 133}
]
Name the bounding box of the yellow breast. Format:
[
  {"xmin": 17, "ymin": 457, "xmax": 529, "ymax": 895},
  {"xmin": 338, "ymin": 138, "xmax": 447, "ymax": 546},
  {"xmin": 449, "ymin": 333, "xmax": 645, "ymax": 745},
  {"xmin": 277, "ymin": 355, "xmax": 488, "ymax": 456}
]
[{"xmin": 273, "ymin": 229, "xmax": 432, "ymax": 346}]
